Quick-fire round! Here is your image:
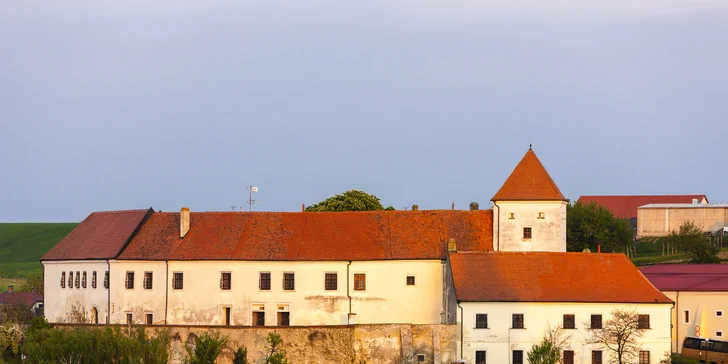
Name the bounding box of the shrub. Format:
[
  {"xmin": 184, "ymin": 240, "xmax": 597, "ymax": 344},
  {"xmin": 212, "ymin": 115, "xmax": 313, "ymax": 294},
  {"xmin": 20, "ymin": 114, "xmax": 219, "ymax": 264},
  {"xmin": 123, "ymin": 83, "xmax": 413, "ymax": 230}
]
[
  {"xmin": 263, "ymin": 333, "xmax": 290, "ymax": 364},
  {"xmin": 233, "ymin": 346, "xmax": 248, "ymax": 364},
  {"xmin": 185, "ymin": 331, "xmax": 229, "ymax": 364}
]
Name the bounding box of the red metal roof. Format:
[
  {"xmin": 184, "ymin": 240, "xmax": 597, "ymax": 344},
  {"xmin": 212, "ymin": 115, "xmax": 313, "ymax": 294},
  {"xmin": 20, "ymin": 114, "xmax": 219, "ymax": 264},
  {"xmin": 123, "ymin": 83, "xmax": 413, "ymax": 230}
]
[
  {"xmin": 450, "ymin": 251, "xmax": 672, "ymax": 303},
  {"xmin": 639, "ymin": 264, "xmax": 728, "ymax": 291},
  {"xmin": 118, "ymin": 210, "xmax": 494, "ymax": 261},
  {"xmin": 491, "ymin": 150, "xmax": 566, "ymax": 201},
  {"xmin": 577, "ymin": 195, "xmax": 708, "ymax": 219},
  {"xmin": 41, "ymin": 209, "xmax": 152, "ymax": 261},
  {"xmin": 0, "ymin": 292, "xmax": 43, "ymax": 306}
]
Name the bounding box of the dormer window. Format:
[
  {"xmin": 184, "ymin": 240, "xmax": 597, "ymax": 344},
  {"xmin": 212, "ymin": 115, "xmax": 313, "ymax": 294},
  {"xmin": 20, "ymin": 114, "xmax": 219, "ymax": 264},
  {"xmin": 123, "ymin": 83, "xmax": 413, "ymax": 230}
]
[
  {"xmin": 538, "ymin": 212, "xmax": 545, "ymax": 219},
  {"xmin": 508, "ymin": 213, "xmax": 515, "ymax": 219}
]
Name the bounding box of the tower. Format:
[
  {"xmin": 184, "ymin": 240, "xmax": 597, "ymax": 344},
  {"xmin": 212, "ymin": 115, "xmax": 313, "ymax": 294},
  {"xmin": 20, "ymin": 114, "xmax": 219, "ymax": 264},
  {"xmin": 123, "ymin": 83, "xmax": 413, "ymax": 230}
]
[{"xmin": 491, "ymin": 149, "xmax": 568, "ymax": 252}]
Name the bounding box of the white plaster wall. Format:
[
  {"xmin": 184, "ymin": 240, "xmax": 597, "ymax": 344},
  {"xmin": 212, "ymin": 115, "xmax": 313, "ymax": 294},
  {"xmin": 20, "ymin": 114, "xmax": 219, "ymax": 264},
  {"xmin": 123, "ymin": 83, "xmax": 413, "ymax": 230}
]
[
  {"xmin": 492, "ymin": 201, "xmax": 567, "ymax": 252},
  {"xmin": 459, "ymin": 302, "xmax": 672, "ymax": 364},
  {"xmin": 42, "ymin": 260, "xmax": 110, "ymax": 323},
  {"xmin": 663, "ymin": 291, "xmax": 728, "ymax": 353},
  {"xmin": 110, "ymin": 260, "xmax": 444, "ymax": 326}
]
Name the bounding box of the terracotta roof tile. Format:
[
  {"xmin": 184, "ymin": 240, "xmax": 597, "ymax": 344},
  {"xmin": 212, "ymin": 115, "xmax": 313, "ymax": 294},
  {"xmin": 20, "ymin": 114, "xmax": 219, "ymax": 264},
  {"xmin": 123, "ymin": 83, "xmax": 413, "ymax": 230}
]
[
  {"xmin": 577, "ymin": 195, "xmax": 708, "ymax": 219},
  {"xmin": 118, "ymin": 210, "xmax": 493, "ymax": 261},
  {"xmin": 0, "ymin": 292, "xmax": 43, "ymax": 306},
  {"xmin": 491, "ymin": 150, "xmax": 566, "ymax": 201},
  {"xmin": 41, "ymin": 209, "xmax": 152, "ymax": 261},
  {"xmin": 450, "ymin": 251, "xmax": 672, "ymax": 303}
]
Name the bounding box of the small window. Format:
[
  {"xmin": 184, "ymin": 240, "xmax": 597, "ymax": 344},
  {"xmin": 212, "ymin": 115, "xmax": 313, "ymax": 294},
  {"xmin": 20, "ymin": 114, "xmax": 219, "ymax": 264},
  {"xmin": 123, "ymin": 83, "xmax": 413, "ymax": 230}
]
[
  {"xmin": 145, "ymin": 313, "xmax": 153, "ymax": 325},
  {"xmin": 563, "ymin": 314, "xmax": 575, "ymax": 329},
  {"xmin": 283, "ymin": 273, "xmax": 295, "ymax": 291},
  {"xmin": 126, "ymin": 313, "xmax": 133, "ymax": 325},
  {"xmin": 61, "ymin": 272, "xmax": 66, "ymax": 288},
  {"xmin": 523, "ymin": 227, "xmax": 532, "ymax": 239},
  {"xmin": 564, "ymin": 350, "xmax": 574, "ymax": 364},
  {"xmin": 143, "ymin": 272, "xmax": 153, "ymax": 290},
  {"xmin": 406, "ymin": 276, "xmax": 416, "ymax": 286},
  {"xmin": 125, "ymin": 272, "xmax": 135, "ymax": 289},
  {"xmin": 639, "ymin": 351, "xmax": 649, "ymax": 364},
  {"xmin": 259, "ymin": 272, "xmax": 271, "ymax": 290},
  {"xmin": 684, "ymin": 310, "xmax": 690, "ymax": 324},
  {"xmin": 475, "ymin": 351, "xmax": 486, "ymax": 364},
  {"xmin": 417, "ymin": 354, "xmax": 425, "ymax": 362},
  {"xmin": 513, "ymin": 350, "xmax": 524, "ymax": 364},
  {"xmin": 716, "ymin": 310, "xmax": 723, "ymax": 317},
  {"xmin": 252, "ymin": 306, "xmax": 265, "ymax": 326},
  {"xmin": 537, "ymin": 212, "xmax": 545, "ymax": 219},
  {"xmin": 75, "ymin": 271, "xmax": 80, "ymax": 288},
  {"xmin": 82, "ymin": 272, "xmax": 87, "ymax": 288},
  {"xmin": 717, "ymin": 331, "xmax": 724, "ymax": 337},
  {"xmin": 475, "ymin": 314, "xmax": 488, "ymax": 329},
  {"xmin": 68, "ymin": 271, "xmax": 73, "ymax": 288},
  {"xmin": 592, "ymin": 351, "xmax": 602, "ymax": 364},
  {"xmin": 512, "ymin": 314, "xmax": 524, "ymax": 329},
  {"xmin": 638, "ymin": 314, "xmax": 650, "ymax": 329},
  {"xmin": 104, "ymin": 271, "xmax": 109, "ymax": 289},
  {"xmin": 224, "ymin": 307, "xmax": 231, "ymax": 326},
  {"xmin": 173, "ymin": 272, "xmax": 183, "ymax": 290},
  {"xmin": 325, "ymin": 273, "xmax": 337, "ymax": 291},
  {"xmin": 508, "ymin": 212, "xmax": 515, "ymax": 219},
  {"xmin": 354, "ymin": 273, "xmax": 366, "ymax": 291},
  {"xmin": 92, "ymin": 271, "xmax": 97, "ymax": 289},
  {"xmin": 591, "ymin": 314, "xmax": 602, "ymax": 329},
  {"xmin": 220, "ymin": 272, "xmax": 231, "ymax": 290}
]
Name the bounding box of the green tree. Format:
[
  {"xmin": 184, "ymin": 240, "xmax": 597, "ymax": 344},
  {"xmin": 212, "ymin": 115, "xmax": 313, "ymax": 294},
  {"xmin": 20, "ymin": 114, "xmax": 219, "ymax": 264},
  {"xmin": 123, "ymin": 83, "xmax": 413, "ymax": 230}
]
[
  {"xmin": 567, "ymin": 202, "xmax": 633, "ymax": 253},
  {"xmin": 527, "ymin": 324, "xmax": 570, "ymax": 364},
  {"xmin": 263, "ymin": 333, "xmax": 290, "ymax": 364},
  {"xmin": 306, "ymin": 190, "xmax": 391, "ymax": 212},
  {"xmin": 664, "ymin": 221, "xmax": 719, "ymax": 264},
  {"xmin": 185, "ymin": 331, "xmax": 228, "ymax": 364},
  {"xmin": 233, "ymin": 346, "xmax": 248, "ymax": 364},
  {"xmin": 20, "ymin": 269, "xmax": 43, "ymax": 295}
]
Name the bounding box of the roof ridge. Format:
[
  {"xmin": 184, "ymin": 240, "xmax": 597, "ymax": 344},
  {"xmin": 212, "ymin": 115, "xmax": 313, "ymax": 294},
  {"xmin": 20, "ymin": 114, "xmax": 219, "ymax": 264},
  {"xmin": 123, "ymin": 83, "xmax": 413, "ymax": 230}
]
[{"xmin": 491, "ymin": 150, "xmax": 566, "ymax": 201}]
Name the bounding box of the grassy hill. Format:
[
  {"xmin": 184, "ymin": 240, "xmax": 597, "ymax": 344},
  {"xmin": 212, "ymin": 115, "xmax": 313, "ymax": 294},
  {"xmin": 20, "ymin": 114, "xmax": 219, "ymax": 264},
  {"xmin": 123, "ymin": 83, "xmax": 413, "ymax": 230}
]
[{"xmin": 0, "ymin": 223, "xmax": 77, "ymax": 278}]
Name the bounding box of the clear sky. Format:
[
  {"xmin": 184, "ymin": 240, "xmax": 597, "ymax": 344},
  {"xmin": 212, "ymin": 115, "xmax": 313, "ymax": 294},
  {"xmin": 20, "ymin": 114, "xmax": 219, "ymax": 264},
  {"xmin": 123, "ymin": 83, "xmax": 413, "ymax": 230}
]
[{"xmin": 1, "ymin": 1, "xmax": 727, "ymax": 222}]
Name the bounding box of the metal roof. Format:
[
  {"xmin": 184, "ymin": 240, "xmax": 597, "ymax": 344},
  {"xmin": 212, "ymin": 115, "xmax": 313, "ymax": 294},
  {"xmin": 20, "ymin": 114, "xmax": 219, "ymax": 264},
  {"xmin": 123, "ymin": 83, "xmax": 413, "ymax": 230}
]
[{"xmin": 639, "ymin": 203, "xmax": 728, "ymax": 209}]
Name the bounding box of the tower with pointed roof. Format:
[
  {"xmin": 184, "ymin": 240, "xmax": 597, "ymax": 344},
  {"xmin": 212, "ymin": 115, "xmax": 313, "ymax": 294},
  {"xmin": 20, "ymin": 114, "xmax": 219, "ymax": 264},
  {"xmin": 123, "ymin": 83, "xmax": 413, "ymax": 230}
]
[{"xmin": 491, "ymin": 148, "xmax": 568, "ymax": 252}]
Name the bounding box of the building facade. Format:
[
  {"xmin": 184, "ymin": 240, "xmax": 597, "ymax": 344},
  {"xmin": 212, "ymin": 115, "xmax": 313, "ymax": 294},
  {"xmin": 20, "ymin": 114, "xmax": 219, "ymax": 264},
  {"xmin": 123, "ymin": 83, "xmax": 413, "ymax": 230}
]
[{"xmin": 637, "ymin": 203, "xmax": 728, "ymax": 238}]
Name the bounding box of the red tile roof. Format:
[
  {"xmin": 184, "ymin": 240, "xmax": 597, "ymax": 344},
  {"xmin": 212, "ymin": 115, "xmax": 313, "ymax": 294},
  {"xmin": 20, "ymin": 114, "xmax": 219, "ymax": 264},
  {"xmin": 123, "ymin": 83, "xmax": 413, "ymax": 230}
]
[
  {"xmin": 0, "ymin": 292, "xmax": 43, "ymax": 306},
  {"xmin": 491, "ymin": 150, "xmax": 566, "ymax": 201},
  {"xmin": 640, "ymin": 264, "xmax": 728, "ymax": 291},
  {"xmin": 450, "ymin": 251, "xmax": 672, "ymax": 303},
  {"xmin": 41, "ymin": 209, "xmax": 152, "ymax": 261},
  {"xmin": 118, "ymin": 210, "xmax": 493, "ymax": 261},
  {"xmin": 577, "ymin": 195, "xmax": 708, "ymax": 219}
]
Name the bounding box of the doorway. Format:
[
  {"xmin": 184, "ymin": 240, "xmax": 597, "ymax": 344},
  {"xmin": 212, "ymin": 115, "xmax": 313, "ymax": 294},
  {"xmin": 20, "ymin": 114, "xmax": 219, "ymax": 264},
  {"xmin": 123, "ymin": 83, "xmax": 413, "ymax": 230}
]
[
  {"xmin": 224, "ymin": 307, "xmax": 231, "ymax": 326},
  {"xmin": 91, "ymin": 307, "xmax": 98, "ymax": 324}
]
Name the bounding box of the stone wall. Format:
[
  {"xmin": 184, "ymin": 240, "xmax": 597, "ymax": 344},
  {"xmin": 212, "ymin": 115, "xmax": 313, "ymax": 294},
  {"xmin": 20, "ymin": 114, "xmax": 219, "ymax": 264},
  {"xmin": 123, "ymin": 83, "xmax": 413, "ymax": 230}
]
[{"xmin": 54, "ymin": 324, "xmax": 457, "ymax": 364}]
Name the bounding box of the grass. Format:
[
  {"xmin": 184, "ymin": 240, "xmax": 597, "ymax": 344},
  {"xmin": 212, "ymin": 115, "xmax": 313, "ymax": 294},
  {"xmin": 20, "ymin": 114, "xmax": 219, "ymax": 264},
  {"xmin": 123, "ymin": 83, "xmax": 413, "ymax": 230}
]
[
  {"xmin": 0, "ymin": 277, "xmax": 26, "ymax": 294},
  {"xmin": 0, "ymin": 223, "xmax": 77, "ymax": 278}
]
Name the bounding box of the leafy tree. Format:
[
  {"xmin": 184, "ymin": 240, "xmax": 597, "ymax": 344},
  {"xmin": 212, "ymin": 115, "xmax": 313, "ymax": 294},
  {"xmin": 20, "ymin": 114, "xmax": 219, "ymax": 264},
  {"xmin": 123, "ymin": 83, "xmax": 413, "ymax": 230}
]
[
  {"xmin": 585, "ymin": 309, "xmax": 645, "ymax": 364},
  {"xmin": 263, "ymin": 333, "xmax": 290, "ymax": 364},
  {"xmin": 663, "ymin": 221, "xmax": 719, "ymax": 264},
  {"xmin": 20, "ymin": 269, "xmax": 43, "ymax": 295},
  {"xmin": 527, "ymin": 324, "xmax": 570, "ymax": 364},
  {"xmin": 306, "ymin": 190, "xmax": 391, "ymax": 212},
  {"xmin": 567, "ymin": 202, "xmax": 633, "ymax": 253},
  {"xmin": 233, "ymin": 346, "xmax": 248, "ymax": 364},
  {"xmin": 185, "ymin": 331, "xmax": 229, "ymax": 364}
]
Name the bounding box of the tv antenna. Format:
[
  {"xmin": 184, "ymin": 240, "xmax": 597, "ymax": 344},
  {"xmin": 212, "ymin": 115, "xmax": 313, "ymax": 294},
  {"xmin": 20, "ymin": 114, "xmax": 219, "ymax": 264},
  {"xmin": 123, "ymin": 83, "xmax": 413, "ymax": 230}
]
[
  {"xmin": 245, "ymin": 185, "xmax": 259, "ymax": 212},
  {"xmin": 230, "ymin": 206, "xmax": 236, "ymax": 212}
]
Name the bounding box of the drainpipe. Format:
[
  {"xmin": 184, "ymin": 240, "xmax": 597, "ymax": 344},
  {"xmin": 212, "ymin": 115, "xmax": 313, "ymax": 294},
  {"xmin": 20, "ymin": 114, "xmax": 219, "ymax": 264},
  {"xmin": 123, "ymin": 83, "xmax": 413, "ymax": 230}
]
[
  {"xmin": 675, "ymin": 291, "xmax": 679, "ymax": 353},
  {"xmin": 107, "ymin": 260, "xmax": 111, "ymax": 324},
  {"xmin": 458, "ymin": 302, "xmax": 464, "ymax": 359},
  {"xmin": 347, "ymin": 261, "xmax": 352, "ymax": 325},
  {"xmin": 493, "ymin": 201, "xmax": 501, "ymax": 251},
  {"xmin": 164, "ymin": 260, "xmax": 169, "ymax": 325}
]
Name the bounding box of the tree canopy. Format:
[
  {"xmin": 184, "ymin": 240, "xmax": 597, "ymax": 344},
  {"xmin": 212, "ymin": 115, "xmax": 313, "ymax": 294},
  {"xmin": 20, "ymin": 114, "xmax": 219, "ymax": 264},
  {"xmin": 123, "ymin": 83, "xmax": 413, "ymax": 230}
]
[
  {"xmin": 305, "ymin": 190, "xmax": 393, "ymax": 212},
  {"xmin": 567, "ymin": 201, "xmax": 633, "ymax": 253},
  {"xmin": 664, "ymin": 221, "xmax": 720, "ymax": 264}
]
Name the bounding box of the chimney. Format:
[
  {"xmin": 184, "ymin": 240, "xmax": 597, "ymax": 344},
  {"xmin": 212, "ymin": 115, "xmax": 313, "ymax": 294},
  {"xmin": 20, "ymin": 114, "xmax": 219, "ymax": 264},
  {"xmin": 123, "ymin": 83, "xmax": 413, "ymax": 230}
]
[
  {"xmin": 302, "ymin": 204, "xmax": 305, "ymax": 212},
  {"xmin": 447, "ymin": 238, "xmax": 457, "ymax": 252},
  {"xmin": 469, "ymin": 202, "xmax": 479, "ymax": 211},
  {"xmin": 412, "ymin": 204, "xmax": 419, "ymax": 211},
  {"xmin": 180, "ymin": 207, "xmax": 190, "ymax": 238},
  {"xmin": 7, "ymin": 285, "xmax": 13, "ymax": 293}
]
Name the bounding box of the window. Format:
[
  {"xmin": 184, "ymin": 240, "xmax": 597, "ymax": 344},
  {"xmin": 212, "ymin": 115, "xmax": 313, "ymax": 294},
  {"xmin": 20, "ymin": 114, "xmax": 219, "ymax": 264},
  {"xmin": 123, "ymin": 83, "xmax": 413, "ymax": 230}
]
[
  {"xmin": 68, "ymin": 271, "xmax": 73, "ymax": 288},
  {"xmin": 508, "ymin": 212, "xmax": 515, "ymax": 219},
  {"xmin": 591, "ymin": 314, "xmax": 602, "ymax": 329},
  {"xmin": 513, "ymin": 350, "xmax": 524, "ymax": 364},
  {"xmin": 406, "ymin": 276, "xmax": 416, "ymax": 286},
  {"xmin": 325, "ymin": 273, "xmax": 337, "ymax": 291},
  {"xmin": 224, "ymin": 307, "xmax": 231, "ymax": 326},
  {"xmin": 475, "ymin": 314, "xmax": 488, "ymax": 329},
  {"xmin": 639, "ymin": 351, "xmax": 649, "ymax": 364},
  {"xmin": 104, "ymin": 271, "xmax": 109, "ymax": 289},
  {"xmin": 538, "ymin": 212, "xmax": 545, "ymax": 219},
  {"xmin": 512, "ymin": 314, "xmax": 524, "ymax": 329},
  {"xmin": 259, "ymin": 272, "xmax": 271, "ymax": 290},
  {"xmin": 126, "ymin": 313, "xmax": 133, "ymax": 325},
  {"xmin": 592, "ymin": 350, "xmax": 602, "ymax": 364},
  {"xmin": 717, "ymin": 331, "xmax": 724, "ymax": 337},
  {"xmin": 717, "ymin": 310, "xmax": 723, "ymax": 317},
  {"xmin": 563, "ymin": 314, "xmax": 575, "ymax": 329},
  {"xmin": 75, "ymin": 271, "xmax": 80, "ymax": 288},
  {"xmin": 683, "ymin": 337, "xmax": 701, "ymax": 349},
  {"xmin": 219, "ymin": 272, "xmax": 231, "ymax": 290},
  {"xmin": 277, "ymin": 305, "xmax": 290, "ymax": 326},
  {"xmin": 61, "ymin": 272, "xmax": 66, "ymax": 288},
  {"xmin": 354, "ymin": 273, "xmax": 366, "ymax": 291},
  {"xmin": 173, "ymin": 272, "xmax": 183, "ymax": 290},
  {"xmin": 523, "ymin": 227, "xmax": 532, "ymax": 239},
  {"xmin": 563, "ymin": 350, "xmax": 574, "ymax": 364},
  {"xmin": 145, "ymin": 313, "xmax": 153, "ymax": 325},
  {"xmin": 417, "ymin": 354, "xmax": 425, "ymax": 362},
  {"xmin": 683, "ymin": 310, "xmax": 690, "ymax": 324},
  {"xmin": 283, "ymin": 273, "xmax": 295, "ymax": 291},
  {"xmin": 125, "ymin": 272, "xmax": 135, "ymax": 289},
  {"xmin": 92, "ymin": 271, "xmax": 97, "ymax": 289},
  {"xmin": 143, "ymin": 272, "xmax": 153, "ymax": 289},
  {"xmin": 638, "ymin": 314, "xmax": 650, "ymax": 329},
  {"xmin": 82, "ymin": 271, "xmax": 87, "ymax": 288},
  {"xmin": 475, "ymin": 351, "xmax": 486, "ymax": 364},
  {"xmin": 252, "ymin": 305, "xmax": 265, "ymax": 326}
]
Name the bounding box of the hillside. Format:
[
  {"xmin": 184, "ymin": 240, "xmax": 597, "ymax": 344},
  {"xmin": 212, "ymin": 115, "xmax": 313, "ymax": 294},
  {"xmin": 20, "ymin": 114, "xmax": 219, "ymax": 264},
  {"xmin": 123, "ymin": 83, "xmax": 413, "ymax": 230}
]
[{"xmin": 0, "ymin": 223, "xmax": 77, "ymax": 278}]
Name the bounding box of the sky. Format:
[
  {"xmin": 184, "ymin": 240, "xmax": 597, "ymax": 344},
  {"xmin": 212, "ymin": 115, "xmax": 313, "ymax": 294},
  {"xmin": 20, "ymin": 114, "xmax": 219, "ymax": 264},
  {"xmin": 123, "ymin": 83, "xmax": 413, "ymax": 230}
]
[{"xmin": 1, "ymin": 1, "xmax": 727, "ymax": 222}]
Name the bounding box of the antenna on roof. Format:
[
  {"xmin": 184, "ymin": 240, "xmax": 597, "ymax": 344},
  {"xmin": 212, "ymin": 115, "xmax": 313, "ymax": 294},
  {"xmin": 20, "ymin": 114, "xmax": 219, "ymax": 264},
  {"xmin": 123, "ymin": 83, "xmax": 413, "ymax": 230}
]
[
  {"xmin": 529, "ymin": 143, "xmax": 532, "ymax": 150},
  {"xmin": 230, "ymin": 206, "xmax": 236, "ymax": 212},
  {"xmin": 245, "ymin": 185, "xmax": 259, "ymax": 212}
]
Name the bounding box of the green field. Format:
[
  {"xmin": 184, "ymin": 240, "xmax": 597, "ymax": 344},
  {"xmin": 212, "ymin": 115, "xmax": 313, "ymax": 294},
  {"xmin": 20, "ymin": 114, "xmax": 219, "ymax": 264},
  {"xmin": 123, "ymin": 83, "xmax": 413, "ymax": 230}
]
[{"xmin": 0, "ymin": 223, "xmax": 77, "ymax": 278}]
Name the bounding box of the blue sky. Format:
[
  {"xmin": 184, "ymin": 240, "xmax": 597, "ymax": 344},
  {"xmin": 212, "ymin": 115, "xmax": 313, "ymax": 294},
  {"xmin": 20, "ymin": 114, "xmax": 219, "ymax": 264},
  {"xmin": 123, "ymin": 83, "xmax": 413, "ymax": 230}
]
[{"xmin": 1, "ymin": 1, "xmax": 727, "ymax": 222}]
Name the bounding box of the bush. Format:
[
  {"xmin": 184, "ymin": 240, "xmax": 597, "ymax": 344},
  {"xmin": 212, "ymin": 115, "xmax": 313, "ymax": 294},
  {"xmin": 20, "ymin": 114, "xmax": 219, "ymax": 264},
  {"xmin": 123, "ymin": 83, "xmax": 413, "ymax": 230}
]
[
  {"xmin": 233, "ymin": 346, "xmax": 248, "ymax": 364},
  {"xmin": 667, "ymin": 353, "xmax": 700, "ymax": 364},
  {"xmin": 185, "ymin": 331, "xmax": 229, "ymax": 364},
  {"xmin": 263, "ymin": 333, "xmax": 290, "ymax": 364}
]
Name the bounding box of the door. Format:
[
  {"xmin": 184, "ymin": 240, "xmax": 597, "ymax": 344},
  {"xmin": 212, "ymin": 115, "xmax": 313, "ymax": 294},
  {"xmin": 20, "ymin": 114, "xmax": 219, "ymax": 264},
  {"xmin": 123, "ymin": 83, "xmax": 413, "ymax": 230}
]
[
  {"xmin": 91, "ymin": 307, "xmax": 98, "ymax": 324},
  {"xmin": 224, "ymin": 307, "xmax": 231, "ymax": 326}
]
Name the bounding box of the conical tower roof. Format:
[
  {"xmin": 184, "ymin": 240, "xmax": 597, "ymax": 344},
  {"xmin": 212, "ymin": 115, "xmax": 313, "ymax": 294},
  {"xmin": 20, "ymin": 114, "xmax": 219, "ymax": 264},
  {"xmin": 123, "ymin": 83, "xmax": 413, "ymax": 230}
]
[{"xmin": 491, "ymin": 149, "xmax": 566, "ymax": 201}]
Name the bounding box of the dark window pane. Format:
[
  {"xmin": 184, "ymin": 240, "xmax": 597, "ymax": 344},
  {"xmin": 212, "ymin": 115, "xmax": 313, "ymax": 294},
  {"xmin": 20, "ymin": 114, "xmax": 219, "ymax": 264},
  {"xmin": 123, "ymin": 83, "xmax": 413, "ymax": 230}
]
[
  {"xmin": 277, "ymin": 312, "xmax": 290, "ymax": 326},
  {"xmin": 253, "ymin": 311, "xmax": 265, "ymax": 326},
  {"xmin": 145, "ymin": 314, "xmax": 153, "ymax": 325},
  {"xmin": 591, "ymin": 314, "xmax": 602, "ymax": 329},
  {"xmin": 354, "ymin": 274, "xmax": 366, "ymax": 291},
  {"xmin": 475, "ymin": 351, "xmax": 486, "ymax": 364},
  {"xmin": 173, "ymin": 272, "xmax": 183, "ymax": 289},
  {"xmin": 512, "ymin": 314, "xmax": 524, "ymax": 329},
  {"xmin": 592, "ymin": 351, "xmax": 602, "ymax": 364},
  {"xmin": 523, "ymin": 227, "xmax": 532, "ymax": 239},
  {"xmin": 564, "ymin": 351, "xmax": 574, "ymax": 364},
  {"xmin": 104, "ymin": 271, "xmax": 109, "ymax": 289},
  {"xmin": 639, "ymin": 351, "xmax": 649, "ymax": 364},
  {"xmin": 259, "ymin": 273, "xmax": 271, "ymax": 290},
  {"xmin": 61, "ymin": 272, "xmax": 66, "ymax": 288},
  {"xmin": 144, "ymin": 272, "xmax": 153, "ymax": 290},
  {"xmin": 68, "ymin": 272, "xmax": 73, "ymax": 288},
  {"xmin": 638, "ymin": 314, "xmax": 650, "ymax": 329},
  {"xmin": 92, "ymin": 271, "xmax": 97, "ymax": 289},
  {"xmin": 221, "ymin": 273, "xmax": 231, "ymax": 290},
  {"xmin": 82, "ymin": 272, "xmax": 87, "ymax": 288},
  {"xmin": 407, "ymin": 276, "xmax": 416, "ymax": 286},
  {"xmin": 683, "ymin": 337, "xmax": 701, "ymax": 349},
  {"xmin": 283, "ymin": 273, "xmax": 295, "ymax": 291},
  {"xmin": 476, "ymin": 314, "xmax": 488, "ymax": 329},
  {"xmin": 75, "ymin": 271, "xmax": 80, "ymax": 288},
  {"xmin": 126, "ymin": 272, "xmax": 134, "ymax": 289},
  {"xmin": 126, "ymin": 313, "xmax": 133, "ymax": 325},
  {"xmin": 325, "ymin": 273, "xmax": 337, "ymax": 290},
  {"xmin": 563, "ymin": 314, "xmax": 575, "ymax": 329},
  {"xmin": 513, "ymin": 350, "xmax": 523, "ymax": 364}
]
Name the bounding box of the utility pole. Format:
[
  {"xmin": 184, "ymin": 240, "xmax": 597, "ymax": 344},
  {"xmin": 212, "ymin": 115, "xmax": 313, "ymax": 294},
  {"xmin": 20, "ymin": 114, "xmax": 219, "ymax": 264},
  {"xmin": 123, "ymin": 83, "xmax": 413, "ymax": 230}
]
[{"xmin": 245, "ymin": 185, "xmax": 259, "ymax": 212}]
